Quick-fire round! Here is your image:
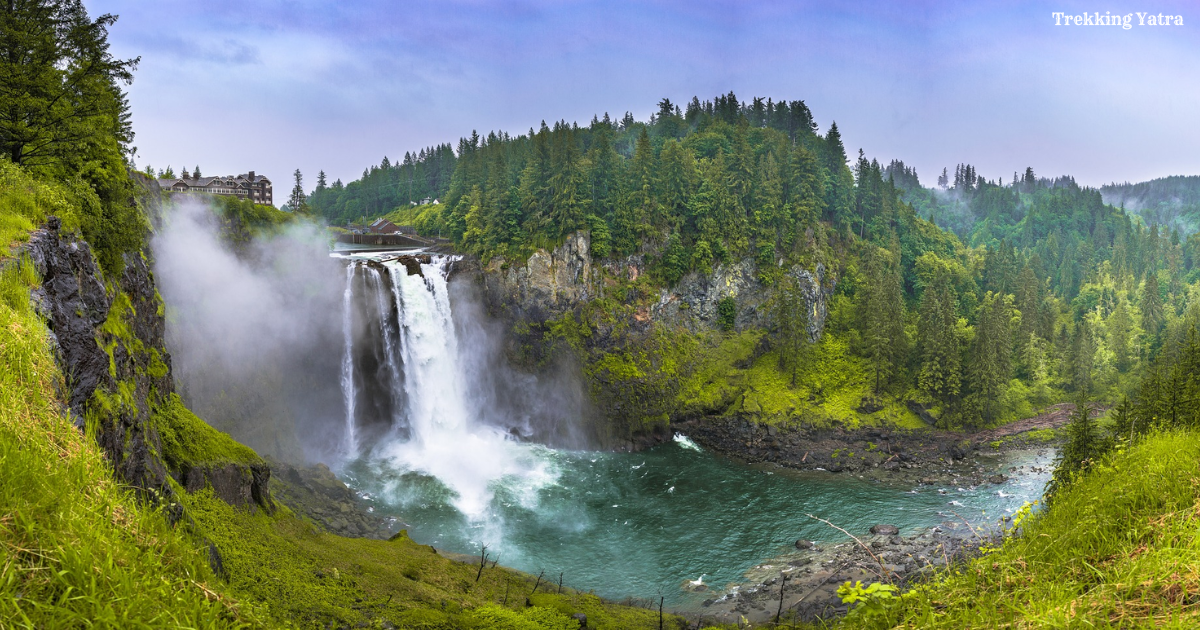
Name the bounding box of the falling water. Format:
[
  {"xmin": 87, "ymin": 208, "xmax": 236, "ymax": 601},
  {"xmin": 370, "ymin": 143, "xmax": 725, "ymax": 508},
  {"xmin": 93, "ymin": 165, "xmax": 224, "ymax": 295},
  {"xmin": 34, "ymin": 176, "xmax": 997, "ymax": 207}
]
[
  {"xmin": 340, "ymin": 256, "xmax": 552, "ymax": 522},
  {"xmin": 340, "ymin": 264, "xmax": 357, "ymax": 457},
  {"xmin": 365, "ymin": 267, "xmax": 408, "ymax": 439}
]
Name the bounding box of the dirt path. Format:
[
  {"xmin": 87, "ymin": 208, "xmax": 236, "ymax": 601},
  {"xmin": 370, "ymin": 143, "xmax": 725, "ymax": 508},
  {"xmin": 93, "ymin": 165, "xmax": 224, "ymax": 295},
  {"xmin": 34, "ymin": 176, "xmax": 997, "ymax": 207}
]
[{"xmin": 968, "ymin": 402, "xmax": 1105, "ymax": 443}]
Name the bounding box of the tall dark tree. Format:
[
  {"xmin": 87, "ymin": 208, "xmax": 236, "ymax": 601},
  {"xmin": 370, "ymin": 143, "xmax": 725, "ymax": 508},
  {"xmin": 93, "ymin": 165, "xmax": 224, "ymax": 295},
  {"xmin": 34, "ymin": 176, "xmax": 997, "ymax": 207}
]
[
  {"xmin": 917, "ymin": 276, "xmax": 961, "ymax": 416},
  {"xmin": 0, "ymin": 0, "xmax": 138, "ymax": 171},
  {"xmin": 1141, "ymin": 271, "xmax": 1164, "ymax": 337},
  {"xmin": 860, "ymin": 244, "xmax": 906, "ymax": 394},
  {"xmin": 1045, "ymin": 401, "xmax": 1101, "ymax": 500},
  {"xmin": 965, "ymin": 292, "xmax": 1012, "ymax": 426},
  {"xmin": 775, "ymin": 273, "xmax": 810, "ymax": 386},
  {"xmin": 288, "ymin": 168, "xmax": 308, "ymax": 213}
]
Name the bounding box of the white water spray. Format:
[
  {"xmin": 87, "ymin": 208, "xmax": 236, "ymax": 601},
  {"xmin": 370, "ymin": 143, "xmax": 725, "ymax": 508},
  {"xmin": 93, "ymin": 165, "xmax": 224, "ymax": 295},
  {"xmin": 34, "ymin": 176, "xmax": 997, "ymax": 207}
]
[{"xmin": 343, "ymin": 256, "xmax": 554, "ymax": 521}]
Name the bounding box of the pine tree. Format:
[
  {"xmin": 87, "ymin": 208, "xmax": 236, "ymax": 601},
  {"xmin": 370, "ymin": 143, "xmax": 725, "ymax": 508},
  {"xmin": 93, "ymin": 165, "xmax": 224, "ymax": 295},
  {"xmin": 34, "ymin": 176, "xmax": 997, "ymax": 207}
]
[
  {"xmin": 0, "ymin": 1, "xmax": 138, "ymax": 171},
  {"xmin": 1141, "ymin": 271, "xmax": 1163, "ymax": 336},
  {"xmin": 860, "ymin": 244, "xmax": 905, "ymax": 394},
  {"xmin": 1108, "ymin": 298, "xmax": 1133, "ymax": 372},
  {"xmin": 965, "ymin": 292, "xmax": 1012, "ymax": 425},
  {"xmin": 917, "ymin": 276, "xmax": 961, "ymax": 413},
  {"xmin": 288, "ymin": 168, "xmax": 308, "ymax": 213},
  {"xmin": 1069, "ymin": 320, "xmax": 1095, "ymax": 395},
  {"xmin": 775, "ymin": 273, "xmax": 810, "ymax": 386},
  {"xmin": 1046, "ymin": 401, "xmax": 1100, "ymax": 500}
]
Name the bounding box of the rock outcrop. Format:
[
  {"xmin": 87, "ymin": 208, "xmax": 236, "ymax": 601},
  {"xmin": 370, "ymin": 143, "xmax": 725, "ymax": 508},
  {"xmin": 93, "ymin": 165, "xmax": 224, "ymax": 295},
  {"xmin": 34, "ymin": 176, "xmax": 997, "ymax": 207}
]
[
  {"xmin": 24, "ymin": 215, "xmax": 272, "ymax": 513},
  {"xmin": 27, "ymin": 220, "xmax": 173, "ymax": 497},
  {"xmin": 479, "ymin": 230, "xmax": 834, "ymax": 337}
]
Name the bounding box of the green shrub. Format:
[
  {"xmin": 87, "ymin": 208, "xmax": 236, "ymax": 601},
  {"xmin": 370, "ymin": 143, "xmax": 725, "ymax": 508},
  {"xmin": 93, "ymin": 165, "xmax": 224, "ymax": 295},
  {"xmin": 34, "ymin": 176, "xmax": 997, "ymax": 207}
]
[{"xmin": 716, "ymin": 296, "xmax": 736, "ymax": 331}]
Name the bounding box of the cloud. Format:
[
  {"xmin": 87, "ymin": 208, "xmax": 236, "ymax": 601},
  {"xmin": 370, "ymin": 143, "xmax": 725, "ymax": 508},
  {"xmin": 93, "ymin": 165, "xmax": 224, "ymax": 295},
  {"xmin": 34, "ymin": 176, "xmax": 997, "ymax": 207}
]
[{"xmin": 89, "ymin": 0, "xmax": 1200, "ymax": 192}]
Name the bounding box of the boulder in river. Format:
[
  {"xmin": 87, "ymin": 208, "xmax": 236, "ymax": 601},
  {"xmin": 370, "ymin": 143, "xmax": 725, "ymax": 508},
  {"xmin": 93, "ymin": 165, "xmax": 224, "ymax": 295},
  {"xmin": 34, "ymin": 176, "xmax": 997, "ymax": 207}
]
[
  {"xmin": 870, "ymin": 524, "xmax": 900, "ymax": 536},
  {"xmin": 794, "ymin": 539, "xmax": 815, "ymax": 550},
  {"xmin": 989, "ymin": 474, "xmax": 1008, "ymax": 484}
]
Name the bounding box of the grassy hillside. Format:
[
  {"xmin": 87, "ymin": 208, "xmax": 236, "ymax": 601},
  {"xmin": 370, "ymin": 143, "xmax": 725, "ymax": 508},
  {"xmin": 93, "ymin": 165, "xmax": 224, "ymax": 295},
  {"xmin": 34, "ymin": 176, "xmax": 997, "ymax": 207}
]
[
  {"xmin": 0, "ymin": 256, "xmax": 252, "ymax": 627},
  {"xmin": 833, "ymin": 428, "xmax": 1200, "ymax": 628}
]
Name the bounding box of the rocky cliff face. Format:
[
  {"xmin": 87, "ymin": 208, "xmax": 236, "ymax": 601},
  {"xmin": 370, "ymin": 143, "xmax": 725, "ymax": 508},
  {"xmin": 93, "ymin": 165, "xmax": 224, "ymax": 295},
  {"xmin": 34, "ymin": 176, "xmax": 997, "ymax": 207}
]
[
  {"xmin": 480, "ymin": 230, "xmax": 833, "ymax": 339},
  {"xmin": 24, "ymin": 216, "xmax": 273, "ymax": 513}
]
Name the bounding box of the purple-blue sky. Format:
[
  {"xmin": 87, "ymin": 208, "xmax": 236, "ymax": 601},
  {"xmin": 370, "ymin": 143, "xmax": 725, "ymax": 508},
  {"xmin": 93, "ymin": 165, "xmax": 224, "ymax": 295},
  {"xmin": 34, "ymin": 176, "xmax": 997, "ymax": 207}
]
[{"xmin": 86, "ymin": 0, "xmax": 1198, "ymax": 196}]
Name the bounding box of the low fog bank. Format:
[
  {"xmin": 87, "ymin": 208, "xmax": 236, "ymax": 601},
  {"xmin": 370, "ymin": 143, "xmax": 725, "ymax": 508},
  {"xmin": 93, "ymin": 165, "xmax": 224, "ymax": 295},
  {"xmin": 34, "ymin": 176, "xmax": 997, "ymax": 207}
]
[{"xmin": 153, "ymin": 199, "xmax": 346, "ymax": 463}]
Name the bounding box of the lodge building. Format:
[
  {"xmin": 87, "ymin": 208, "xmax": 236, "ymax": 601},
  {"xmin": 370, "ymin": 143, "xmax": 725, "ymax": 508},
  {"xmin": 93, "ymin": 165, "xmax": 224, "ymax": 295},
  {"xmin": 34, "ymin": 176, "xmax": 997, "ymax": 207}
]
[{"xmin": 157, "ymin": 171, "xmax": 273, "ymax": 206}]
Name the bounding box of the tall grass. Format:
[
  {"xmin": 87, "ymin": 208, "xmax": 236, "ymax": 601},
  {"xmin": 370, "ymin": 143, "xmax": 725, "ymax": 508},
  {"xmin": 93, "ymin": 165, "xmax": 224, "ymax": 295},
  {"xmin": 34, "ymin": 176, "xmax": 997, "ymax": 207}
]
[
  {"xmin": 0, "ymin": 258, "xmax": 258, "ymax": 628},
  {"xmin": 837, "ymin": 428, "xmax": 1200, "ymax": 628}
]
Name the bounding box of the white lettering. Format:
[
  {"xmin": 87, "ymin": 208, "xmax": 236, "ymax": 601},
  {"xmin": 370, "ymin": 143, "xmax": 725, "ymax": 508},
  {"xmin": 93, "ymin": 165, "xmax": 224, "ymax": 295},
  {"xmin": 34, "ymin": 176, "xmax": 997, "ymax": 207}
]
[
  {"xmin": 1175, "ymin": 15, "xmax": 1184, "ymax": 25},
  {"xmin": 1074, "ymin": 14, "xmax": 1082, "ymax": 25},
  {"xmin": 1053, "ymin": 11, "xmax": 1065, "ymax": 25},
  {"xmin": 1136, "ymin": 12, "xmax": 1146, "ymax": 25},
  {"xmin": 1123, "ymin": 14, "xmax": 1133, "ymax": 29}
]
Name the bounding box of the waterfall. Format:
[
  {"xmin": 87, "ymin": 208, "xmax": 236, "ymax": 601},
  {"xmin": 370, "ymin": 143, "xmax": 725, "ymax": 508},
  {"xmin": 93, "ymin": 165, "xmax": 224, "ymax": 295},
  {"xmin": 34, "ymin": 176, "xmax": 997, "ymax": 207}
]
[
  {"xmin": 366, "ymin": 267, "xmax": 408, "ymax": 439},
  {"xmin": 340, "ymin": 264, "xmax": 357, "ymax": 457},
  {"xmin": 336, "ymin": 255, "xmax": 554, "ymax": 521}
]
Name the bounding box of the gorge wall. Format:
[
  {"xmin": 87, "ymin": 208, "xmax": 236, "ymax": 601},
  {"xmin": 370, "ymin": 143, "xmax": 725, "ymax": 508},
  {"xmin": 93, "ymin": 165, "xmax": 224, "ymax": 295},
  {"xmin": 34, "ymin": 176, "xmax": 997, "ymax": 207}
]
[
  {"xmin": 479, "ymin": 230, "xmax": 834, "ymax": 338},
  {"xmin": 21, "ymin": 201, "xmax": 273, "ymax": 514}
]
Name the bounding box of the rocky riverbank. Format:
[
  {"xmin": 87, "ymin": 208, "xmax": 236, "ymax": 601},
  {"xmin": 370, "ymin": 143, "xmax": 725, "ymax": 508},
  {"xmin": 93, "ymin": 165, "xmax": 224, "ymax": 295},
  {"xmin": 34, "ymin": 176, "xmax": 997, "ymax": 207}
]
[
  {"xmin": 269, "ymin": 459, "xmax": 399, "ymax": 539},
  {"xmin": 661, "ymin": 405, "xmax": 1088, "ymax": 627},
  {"xmin": 671, "ymin": 403, "xmax": 1083, "ymax": 485},
  {"xmin": 689, "ymin": 523, "xmax": 996, "ymax": 626}
]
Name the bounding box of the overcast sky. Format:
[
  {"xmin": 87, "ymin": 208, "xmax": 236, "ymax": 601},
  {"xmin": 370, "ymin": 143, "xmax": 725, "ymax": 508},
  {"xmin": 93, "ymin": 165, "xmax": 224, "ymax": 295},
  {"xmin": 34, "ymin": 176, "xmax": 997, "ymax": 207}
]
[{"xmin": 87, "ymin": 0, "xmax": 1198, "ymax": 196}]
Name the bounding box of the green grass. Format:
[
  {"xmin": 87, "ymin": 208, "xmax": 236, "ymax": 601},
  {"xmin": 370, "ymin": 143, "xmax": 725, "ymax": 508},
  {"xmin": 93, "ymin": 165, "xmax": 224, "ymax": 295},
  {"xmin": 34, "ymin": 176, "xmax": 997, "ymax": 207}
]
[
  {"xmin": 179, "ymin": 486, "xmax": 681, "ymax": 629},
  {"xmin": 154, "ymin": 394, "xmax": 264, "ymax": 470},
  {"xmin": 836, "ymin": 428, "xmax": 1200, "ymax": 628},
  {"xmin": 0, "ymin": 257, "xmax": 256, "ymax": 628},
  {"xmin": 0, "ymin": 160, "xmax": 84, "ymax": 257}
]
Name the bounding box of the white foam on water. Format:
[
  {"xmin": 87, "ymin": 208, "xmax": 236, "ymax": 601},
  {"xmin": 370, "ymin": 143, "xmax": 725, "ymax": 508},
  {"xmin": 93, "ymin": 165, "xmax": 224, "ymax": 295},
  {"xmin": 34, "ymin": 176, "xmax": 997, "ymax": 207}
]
[{"xmin": 673, "ymin": 433, "xmax": 704, "ymax": 452}]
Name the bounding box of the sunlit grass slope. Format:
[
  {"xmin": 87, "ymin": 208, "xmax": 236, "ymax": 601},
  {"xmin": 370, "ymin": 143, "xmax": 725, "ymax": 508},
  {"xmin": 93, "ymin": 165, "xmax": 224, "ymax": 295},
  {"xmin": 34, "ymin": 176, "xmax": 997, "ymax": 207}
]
[
  {"xmin": 0, "ymin": 258, "xmax": 255, "ymax": 628},
  {"xmin": 836, "ymin": 429, "xmax": 1200, "ymax": 629},
  {"xmin": 182, "ymin": 486, "xmax": 679, "ymax": 629}
]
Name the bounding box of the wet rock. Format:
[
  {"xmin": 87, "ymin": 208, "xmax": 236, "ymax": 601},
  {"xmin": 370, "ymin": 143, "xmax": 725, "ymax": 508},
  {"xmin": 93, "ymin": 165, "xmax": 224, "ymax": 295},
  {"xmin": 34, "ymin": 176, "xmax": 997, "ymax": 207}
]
[
  {"xmin": 794, "ymin": 539, "xmax": 814, "ymax": 550},
  {"xmin": 989, "ymin": 474, "xmax": 1008, "ymax": 484},
  {"xmin": 870, "ymin": 524, "xmax": 900, "ymax": 536}
]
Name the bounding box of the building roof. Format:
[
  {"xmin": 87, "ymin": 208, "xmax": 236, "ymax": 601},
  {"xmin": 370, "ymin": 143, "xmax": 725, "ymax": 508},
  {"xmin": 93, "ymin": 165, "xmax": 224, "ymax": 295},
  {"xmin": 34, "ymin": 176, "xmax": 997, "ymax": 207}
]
[{"xmin": 156, "ymin": 172, "xmax": 271, "ymax": 190}]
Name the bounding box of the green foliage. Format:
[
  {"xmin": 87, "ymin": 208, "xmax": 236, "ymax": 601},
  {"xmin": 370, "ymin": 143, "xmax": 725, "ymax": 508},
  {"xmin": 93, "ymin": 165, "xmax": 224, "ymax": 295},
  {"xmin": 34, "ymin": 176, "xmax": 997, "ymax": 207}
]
[
  {"xmin": 837, "ymin": 580, "xmax": 899, "ymax": 623},
  {"xmin": 209, "ymin": 194, "xmax": 294, "ymax": 246},
  {"xmin": 773, "ymin": 274, "xmax": 809, "ymax": 385},
  {"xmin": 858, "ymin": 243, "xmax": 905, "ymax": 394},
  {"xmin": 716, "ymin": 295, "xmax": 737, "ymax": 332},
  {"xmin": 1044, "ymin": 401, "xmax": 1102, "ymax": 500},
  {"xmin": 0, "ymin": 0, "xmax": 137, "ymax": 173}
]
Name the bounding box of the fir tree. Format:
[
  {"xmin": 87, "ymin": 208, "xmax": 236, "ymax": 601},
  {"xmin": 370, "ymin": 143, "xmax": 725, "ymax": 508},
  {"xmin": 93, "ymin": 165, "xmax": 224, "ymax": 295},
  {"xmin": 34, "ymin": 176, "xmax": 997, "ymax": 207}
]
[
  {"xmin": 917, "ymin": 276, "xmax": 961, "ymax": 414},
  {"xmin": 860, "ymin": 244, "xmax": 906, "ymax": 394},
  {"xmin": 1046, "ymin": 401, "xmax": 1100, "ymax": 501}
]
